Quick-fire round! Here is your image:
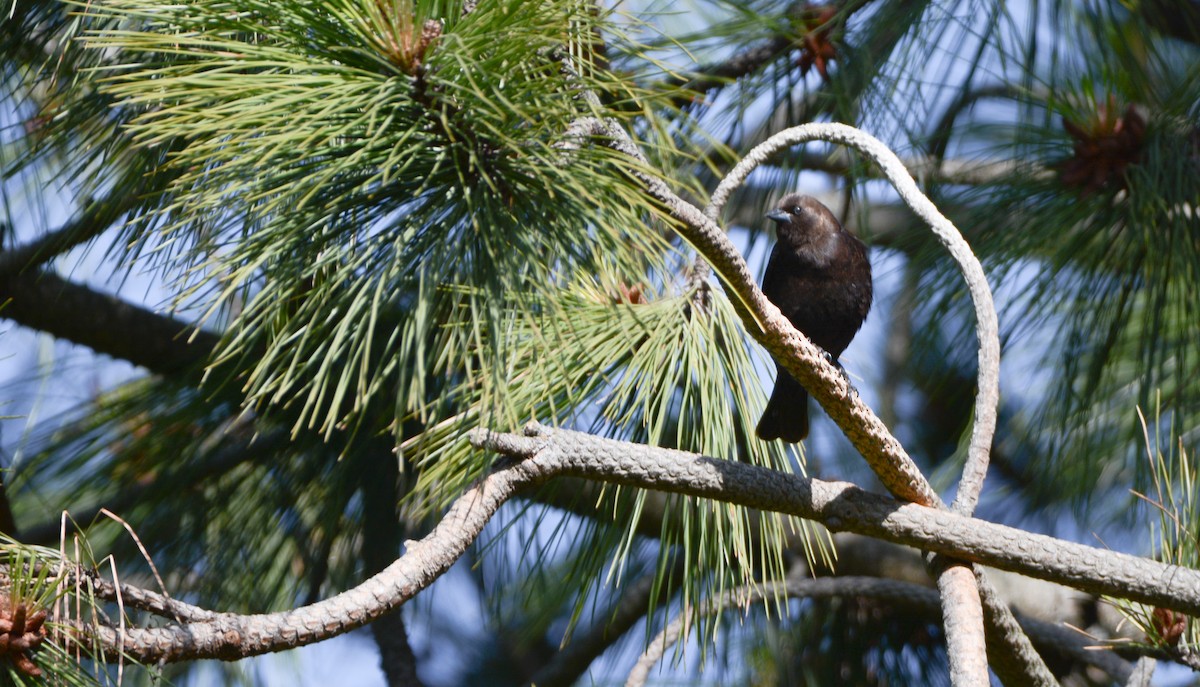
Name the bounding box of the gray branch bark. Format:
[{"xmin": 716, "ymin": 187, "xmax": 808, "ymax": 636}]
[{"xmin": 86, "ymin": 423, "xmax": 1200, "ymax": 665}]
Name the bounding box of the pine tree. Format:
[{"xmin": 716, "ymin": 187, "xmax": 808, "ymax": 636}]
[{"xmin": 1, "ymin": 0, "xmax": 1198, "ymax": 684}]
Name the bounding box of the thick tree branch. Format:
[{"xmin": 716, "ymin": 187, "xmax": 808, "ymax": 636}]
[
  {"xmin": 974, "ymin": 570, "xmax": 1058, "ymax": 686},
  {"xmin": 91, "ymin": 432, "xmax": 541, "ymax": 662},
  {"xmin": 783, "ymin": 148, "xmax": 1047, "ymax": 186},
  {"xmin": 927, "ymin": 557, "xmax": 988, "ymax": 685},
  {"xmin": 76, "ymin": 424, "xmax": 1200, "ymax": 665},
  {"xmin": 731, "ymin": 126, "xmax": 1061, "ymax": 685},
  {"xmin": 0, "ymin": 270, "xmax": 217, "ymax": 375},
  {"xmin": 473, "ymin": 427, "xmax": 1200, "ymax": 616}
]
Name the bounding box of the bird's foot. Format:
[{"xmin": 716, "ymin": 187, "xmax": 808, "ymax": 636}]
[{"xmin": 820, "ymin": 351, "xmax": 858, "ymax": 397}]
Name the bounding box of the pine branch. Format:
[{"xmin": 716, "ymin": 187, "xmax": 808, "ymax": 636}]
[
  {"xmin": 473, "ymin": 426, "xmax": 1200, "ymax": 615},
  {"xmin": 626, "ymin": 575, "xmax": 1135, "ymax": 686},
  {"xmin": 711, "ymin": 122, "xmax": 1010, "ymax": 683},
  {"xmin": 577, "ymin": 117, "xmax": 1010, "ymax": 683},
  {"xmin": 0, "ymin": 270, "xmax": 217, "ymax": 375},
  {"xmin": 566, "ymin": 116, "xmax": 941, "ymax": 504},
  {"xmin": 72, "ymin": 422, "xmax": 1200, "ymax": 664},
  {"xmin": 662, "ymin": 1, "xmax": 875, "ymax": 103}
]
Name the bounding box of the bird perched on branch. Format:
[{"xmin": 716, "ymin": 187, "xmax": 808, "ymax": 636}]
[{"xmin": 756, "ymin": 194, "xmax": 872, "ymax": 443}]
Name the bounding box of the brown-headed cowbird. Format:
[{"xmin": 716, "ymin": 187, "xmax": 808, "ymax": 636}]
[{"xmin": 756, "ymin": 194, "xmax": 872, "ymax": 443}]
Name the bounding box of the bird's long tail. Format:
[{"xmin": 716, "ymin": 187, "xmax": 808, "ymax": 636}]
[{"xmin": 756, "ymin": 365, "xmax": 809, "ymax": 443}]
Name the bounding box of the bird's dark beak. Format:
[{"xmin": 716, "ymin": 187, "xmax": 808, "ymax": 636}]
[{"xmin": 766, "ymin": 209, "xmax": 789, "ymax": 224}]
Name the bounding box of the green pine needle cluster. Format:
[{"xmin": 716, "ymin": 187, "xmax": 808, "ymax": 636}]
[
  {"xmin": 0, "ymin": 540, "xmax": 113, "ymax": 687},
  {"xmin": 1111, "ymin": 404, "xmax": 1200, "ymax": 653},
  {"xmin": 81, "ymin": 0, "xmax": 682, "ymax": 443}
]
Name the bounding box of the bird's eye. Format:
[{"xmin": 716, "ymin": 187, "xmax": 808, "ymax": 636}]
[{"xmin": 791, "ymin": 205, "xmax": 803, "ymax": 215}]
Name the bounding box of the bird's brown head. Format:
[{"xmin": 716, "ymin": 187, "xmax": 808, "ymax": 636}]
[{"xmin": 766, "ymin": 194, "xmax": 842, "ymax": 260}]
